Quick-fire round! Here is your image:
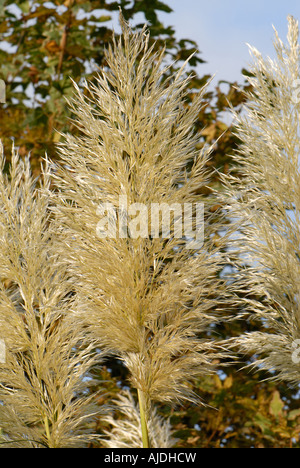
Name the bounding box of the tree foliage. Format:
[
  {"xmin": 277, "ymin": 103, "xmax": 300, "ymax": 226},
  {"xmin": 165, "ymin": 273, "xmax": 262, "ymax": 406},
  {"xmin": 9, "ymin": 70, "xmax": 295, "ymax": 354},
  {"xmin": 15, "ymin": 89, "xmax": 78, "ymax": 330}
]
[{"xmin": 0, "ymin": 0, "xmax": 246, "ymax": 173}]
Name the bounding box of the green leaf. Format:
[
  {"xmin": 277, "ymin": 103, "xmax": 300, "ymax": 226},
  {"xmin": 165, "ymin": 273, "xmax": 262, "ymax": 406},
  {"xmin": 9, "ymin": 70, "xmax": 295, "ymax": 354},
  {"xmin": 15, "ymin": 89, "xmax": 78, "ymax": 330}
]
[
  {"xmin": 89, "ymin": 15, "xmax": 111, "ymax": 23},
  {"xmin": 0, "ymin": 0, "xmax": 6, "ymax": 13},
  {"xmin": 18, "ymin": 1, "xmax": 31, "ymax": 13},
  {"xmin": 288, "ymin": 409, "xmax": 300, "ymax": 420},
  {"xmin": 248, "ymin": 413, "xmax": 273, "ymax": 436},
  {"xmin": 269, "ymin": 391, "xmax": 284, "ymax": 418}
]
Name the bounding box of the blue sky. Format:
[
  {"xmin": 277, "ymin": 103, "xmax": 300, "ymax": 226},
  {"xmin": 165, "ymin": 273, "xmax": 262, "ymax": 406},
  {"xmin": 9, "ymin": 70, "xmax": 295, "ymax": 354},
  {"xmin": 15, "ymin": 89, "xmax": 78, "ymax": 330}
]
[{"xmin": 138, "ymin": 0, "xmax": 300, "ymax": 85}]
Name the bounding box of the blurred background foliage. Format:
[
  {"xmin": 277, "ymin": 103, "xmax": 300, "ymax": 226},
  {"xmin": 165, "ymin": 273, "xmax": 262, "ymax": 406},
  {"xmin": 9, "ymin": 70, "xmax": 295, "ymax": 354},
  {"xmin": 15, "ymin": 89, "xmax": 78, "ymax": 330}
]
[
  {"xmin": 0, "ymin": 0, "xmax": 248, "ymax": 174},
  {"xmin": 0, "ymin": 0, "xmax": 299, "ymax": 448}
]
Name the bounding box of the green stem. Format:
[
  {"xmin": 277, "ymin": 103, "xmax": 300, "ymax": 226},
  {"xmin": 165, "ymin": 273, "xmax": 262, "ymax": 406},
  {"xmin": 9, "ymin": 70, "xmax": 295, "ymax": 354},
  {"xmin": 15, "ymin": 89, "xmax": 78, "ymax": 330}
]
[
  {"xmin": 137, "ymin": 388, "xmax": 150, "ymax": 448},
  {"xmin": 44, "ymin": 415, "xmax": 52, "ymax": 448}
]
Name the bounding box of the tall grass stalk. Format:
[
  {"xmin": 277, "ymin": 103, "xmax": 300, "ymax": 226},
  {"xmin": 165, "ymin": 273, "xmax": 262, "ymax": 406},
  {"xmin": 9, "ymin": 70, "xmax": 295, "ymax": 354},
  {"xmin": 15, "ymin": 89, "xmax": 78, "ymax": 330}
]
[
  {"xmin": 52, "ymin": 12, "xmax": 230, "ymax": 446},
  {"xmin": 0, "ymin": 146, "xmax": 103, "ymax": 448},
  {"xmin": 223, "ymin": 16, "xmax": 300, "ymax": 385}
]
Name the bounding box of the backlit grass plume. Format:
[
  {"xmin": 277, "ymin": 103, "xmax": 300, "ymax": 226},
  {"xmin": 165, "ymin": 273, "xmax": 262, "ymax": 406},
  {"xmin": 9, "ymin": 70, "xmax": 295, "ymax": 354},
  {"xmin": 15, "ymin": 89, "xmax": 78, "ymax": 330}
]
[
  {"xmin": 52, "ymin": 12, "xmax": 229, "ymax": 447},
  {"xmin": 223, "ymin": 16, "xmax": 300, "ymax": 385},
  {"xmin": 0, "ymin": 146, "xmax": 102, "ymax": 448},
  {"xmin": 101, "ymin": 389, "xmax": 176, "ymax": 448}
]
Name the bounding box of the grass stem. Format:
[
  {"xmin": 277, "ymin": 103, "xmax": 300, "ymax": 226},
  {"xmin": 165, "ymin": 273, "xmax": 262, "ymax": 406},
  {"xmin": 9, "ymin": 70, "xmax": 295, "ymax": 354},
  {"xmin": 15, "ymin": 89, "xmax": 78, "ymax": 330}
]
[
  {"xmin": 44, "ymin": 416, "xmax": 52, "ymax": 448},
  {"xmin": 137, "ymin": 388, "xmax": 150, "ymax": 448}
]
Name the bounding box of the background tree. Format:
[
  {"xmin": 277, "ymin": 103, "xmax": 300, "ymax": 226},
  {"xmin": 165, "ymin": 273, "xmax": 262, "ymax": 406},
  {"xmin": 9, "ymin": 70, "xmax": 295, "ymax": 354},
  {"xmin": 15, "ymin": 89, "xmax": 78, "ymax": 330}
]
[{"xmin": 0, "ymin": 0, "xmax": 244, "ymax": 172}]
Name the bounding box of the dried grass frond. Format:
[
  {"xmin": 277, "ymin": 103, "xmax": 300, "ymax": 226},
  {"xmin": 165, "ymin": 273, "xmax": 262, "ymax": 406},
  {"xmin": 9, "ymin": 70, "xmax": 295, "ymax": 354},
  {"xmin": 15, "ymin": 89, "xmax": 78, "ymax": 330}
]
[
  {"xmin": 223, "ymin": 16, "xmax": 300, "ymax": 385},
  {"xmin": 52, "ymin": 12, "xmax": 230, "ymax": 410},
  {"xmin": 0, "ymin": 145, "xmax": 103, "ymax": 448},
  {"xmin": 101, "ymin": 389, "xmax": 176, "ymax": 448}
]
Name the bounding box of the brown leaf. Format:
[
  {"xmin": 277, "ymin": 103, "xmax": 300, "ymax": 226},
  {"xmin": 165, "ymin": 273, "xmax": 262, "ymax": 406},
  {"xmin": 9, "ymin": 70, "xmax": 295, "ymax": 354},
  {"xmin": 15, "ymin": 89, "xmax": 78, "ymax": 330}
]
[{"xmin": 45, "ymin": 40, "xmax": 60, "ymax": 54}]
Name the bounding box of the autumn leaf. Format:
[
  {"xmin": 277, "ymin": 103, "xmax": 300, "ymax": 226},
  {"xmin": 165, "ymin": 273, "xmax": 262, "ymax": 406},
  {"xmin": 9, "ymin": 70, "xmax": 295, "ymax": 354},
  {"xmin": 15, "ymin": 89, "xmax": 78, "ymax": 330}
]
[{"xmin": 269, "ymin": 391, "xmax": 285, "ymax": 419}]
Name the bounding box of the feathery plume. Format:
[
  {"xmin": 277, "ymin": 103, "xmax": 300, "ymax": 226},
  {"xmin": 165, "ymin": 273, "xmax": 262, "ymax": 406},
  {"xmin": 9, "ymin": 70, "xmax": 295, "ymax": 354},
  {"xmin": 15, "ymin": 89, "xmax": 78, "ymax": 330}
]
[
  {"xmin": 0, "ymin": 145, "xmax": 103, "ymax": 448},
  {"xmin": 101, "ymin": 389, "xmax": 176, "ymax": 448},
  {"xmin": 52, "ymin": 12, "xmax": 229, "ymax": 446},
  {"xmin": 223, "ymin": 15, "xmax": 300, "ymax": 385}
]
